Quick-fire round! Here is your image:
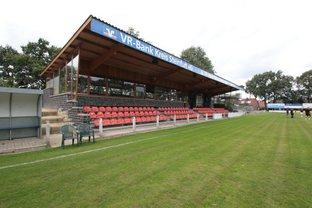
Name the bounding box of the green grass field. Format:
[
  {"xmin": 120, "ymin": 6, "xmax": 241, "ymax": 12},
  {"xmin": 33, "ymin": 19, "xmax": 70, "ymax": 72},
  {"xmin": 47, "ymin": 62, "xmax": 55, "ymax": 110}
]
[{"xmin": 0, "ymin": 113, "xmax": 311, "ymax": 207}]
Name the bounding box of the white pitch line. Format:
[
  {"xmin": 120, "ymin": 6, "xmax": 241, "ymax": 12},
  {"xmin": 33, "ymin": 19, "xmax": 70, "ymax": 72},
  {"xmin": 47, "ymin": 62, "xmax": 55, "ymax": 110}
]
[{"xmin": 0, "ymin": 135, "xmax": 164, "ymax": 171}]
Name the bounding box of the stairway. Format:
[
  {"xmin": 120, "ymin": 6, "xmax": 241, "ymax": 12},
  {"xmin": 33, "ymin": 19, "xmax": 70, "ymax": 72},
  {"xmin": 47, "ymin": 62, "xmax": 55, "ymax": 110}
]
[{"xmin": 41, "ymin": 108, "xmax": 69, "ymax": 135}]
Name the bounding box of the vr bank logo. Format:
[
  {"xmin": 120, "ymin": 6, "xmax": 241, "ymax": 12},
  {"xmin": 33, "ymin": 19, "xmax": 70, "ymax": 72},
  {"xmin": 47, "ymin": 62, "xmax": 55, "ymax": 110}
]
[{"xmin": 103, "ymin": 28, "xmax": 117, "ymax": 40}]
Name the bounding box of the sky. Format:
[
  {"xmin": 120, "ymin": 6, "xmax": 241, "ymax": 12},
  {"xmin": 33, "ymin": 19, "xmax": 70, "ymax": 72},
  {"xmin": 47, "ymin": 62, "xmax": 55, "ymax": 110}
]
[{"xmin": 1, "ymin": 0, "xmax": 312, "ymax": 90}]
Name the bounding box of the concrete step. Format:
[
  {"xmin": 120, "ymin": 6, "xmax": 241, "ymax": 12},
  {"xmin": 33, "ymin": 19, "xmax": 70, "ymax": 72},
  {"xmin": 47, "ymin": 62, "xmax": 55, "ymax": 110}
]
[
  {"xmin": 42, "ymin": 115, "xmax": 65, "ymax": 124},
  {"xmin": 42, "ymin": 123, "xmax": 64, "ymax": 135},
  {"xmin": 42, "ymin": 108, "xmax": 58, "ymax": 116}
]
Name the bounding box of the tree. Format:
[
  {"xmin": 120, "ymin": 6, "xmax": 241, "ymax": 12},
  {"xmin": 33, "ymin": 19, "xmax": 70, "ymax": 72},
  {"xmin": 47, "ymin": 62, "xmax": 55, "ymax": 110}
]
[
  {"xmin": 270, "ymin": 71, "xmax": 294, "ymax": 102},
  {"xmin": 245, "ymin": 70, "xmax": 294, "ymax": 107},
  {"xmin": 180, "ymin": 46, "xmax": 214, "ymax": 74},
  {"xmin": 0, "ymin": 38, "xmax": 60, "ymax": 89},
  {"xmin": 127, "ymin": 27, "xmax": 140, "ymax": 38},
  {"xmin": 21, "ymin": 38, "xmax": 60, "ymax": 88},
  {"xmin": 297, "ymin": 70, "xmax": 312, "ymax": 102},
  {"xmin": 0, "ymin": 46, "xmax": 19, "ymax": 87}
]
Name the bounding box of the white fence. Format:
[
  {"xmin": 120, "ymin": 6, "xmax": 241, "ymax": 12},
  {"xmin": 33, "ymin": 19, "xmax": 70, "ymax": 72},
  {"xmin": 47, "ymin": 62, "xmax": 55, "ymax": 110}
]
[
  {"xmin": 212, "ymin": 113, "xmax": 223, "ymax": 120},
  {"xmin": 228, "ymin": 112, "xmax": 245, "ymax": 118}
]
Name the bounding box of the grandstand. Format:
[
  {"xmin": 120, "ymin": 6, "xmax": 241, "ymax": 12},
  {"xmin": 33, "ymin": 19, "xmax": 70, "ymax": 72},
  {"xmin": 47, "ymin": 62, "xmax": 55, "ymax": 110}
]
[{"xmin": 40, "ymin": 15, "xmax": 242, "ymax": 129}]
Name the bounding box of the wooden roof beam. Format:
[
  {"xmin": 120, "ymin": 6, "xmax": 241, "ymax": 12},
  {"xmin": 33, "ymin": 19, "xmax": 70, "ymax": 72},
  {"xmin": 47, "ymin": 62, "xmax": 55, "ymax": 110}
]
[
  {"xmin": 40, "ymin": 15, "xmax": 92, "ymax": 76},
  {"xmin": 79, "ymin": 63, "xmax": 185, "ymax": 91},
  {"xmin": 89, "ymin": 43, "xmax": 122, "ymax": 72},
  {"xmin": 153, "ymin": 68, "xmax": 179, "ymax": 81}
]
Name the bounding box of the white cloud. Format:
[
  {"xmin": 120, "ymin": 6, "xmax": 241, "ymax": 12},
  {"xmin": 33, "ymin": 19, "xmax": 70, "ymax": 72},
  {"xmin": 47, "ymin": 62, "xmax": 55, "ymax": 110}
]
[{"xmin": 1, "ymin": 0, "xmax": 312, "ymax": 88}]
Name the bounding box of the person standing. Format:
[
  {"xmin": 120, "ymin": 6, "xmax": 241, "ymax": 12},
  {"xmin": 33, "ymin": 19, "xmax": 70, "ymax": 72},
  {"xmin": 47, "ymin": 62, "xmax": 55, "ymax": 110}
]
[
  {"xmin": 290, "ymin": 109, "xmax": 294, "ymax": 118},
  {"xmin": 305, "ymin": 109, "xmax": 311, "ymax": 120}
]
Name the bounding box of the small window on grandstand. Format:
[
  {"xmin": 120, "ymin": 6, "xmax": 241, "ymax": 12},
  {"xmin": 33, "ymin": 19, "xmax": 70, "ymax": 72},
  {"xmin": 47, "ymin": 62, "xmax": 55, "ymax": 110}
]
[
  {"xmin": 72, "ymin": 54, "xmax": 79, "ymax": 93},
  {"xmin": 136, "ymin": 84, "xmax": 145, "ymax": 98},
  {"xmin": 109, "ymin": 79, "xmax": 123, "ymax": 96},
  {"xmin": 46, "ymin": 74, "xmax": 53, "ymax": 89},
  {"xmin": 90, "ymin": 76, "xmax": 106, "ymax": 95},
  {"xmin": 145, "ymin": 85, "xmax": 154, "ymax": 99},
  {"xmin": 123, "ymin": 81, "xmax": 134, "ymax": 96},
  {"xmin": 177, "ymin": 91, "xmax": 188, "ymax": 102},
  {"xmin": 78, "ymin": 74, "xmax": 88, "ymax": 93},
  {"xmin": 155, "ymin": 87, "xmax": 170, "ymax": 100},
  {"xmin": 168, "ymin": 89, "xmax": 177, "ymax": 101},
  {"xmin": 59, "ymin": 65, "xmax": 67, "ymax": 93},
  {"xmin": 53, "ymin": 70, "xmax": 60, "ymax": 95}
]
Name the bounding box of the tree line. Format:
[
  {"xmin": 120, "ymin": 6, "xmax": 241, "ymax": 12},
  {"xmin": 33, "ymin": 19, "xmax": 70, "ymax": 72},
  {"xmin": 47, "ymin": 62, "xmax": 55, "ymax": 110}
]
[
  {"xmin": 0, "ymin": 38, "xmax": 60, "ymax": 89},
  {"xmin": 246, "ymin": 70, "xmax": 312, "ymax": 105}
]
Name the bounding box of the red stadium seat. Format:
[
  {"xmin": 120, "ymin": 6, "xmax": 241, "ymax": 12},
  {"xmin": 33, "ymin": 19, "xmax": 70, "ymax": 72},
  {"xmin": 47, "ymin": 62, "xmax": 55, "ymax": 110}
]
[
  {"xmin": 118, "ymin": 107, "xmax": 124, "ymax": 112},
  {"xmin": 124, "ymin": 118, "xmax": 131, "ymax": 124},
  {"xmin": 112, "ymin": 107, "xmax": 118, "ymax": 112},
  {"xmin": 91, "ymin": 106, "xmax": 99, "ymax": 112},
  {"xmin": 97, "ymin": 112, "xmax": 105, "ymax": 118},
  {"xmin": 124, "ymin": 111, "xmax": 130, "ymax": 117},
  {"xmin": 104, "ymin": 119, "xmax": 111, "ymax": 126},
  {"xmin": 117, "ymin": 118, "xmax": 124, "ymax": 125},
  {"xmin": 111, "ymin": 112, "xmax": 118, "ymax": 118},
  {"xmin": 124, "ymin": 107, "xmax": 129, "ymax": 112},
  {"xmin": 89, "ymin": 112, "xmax": 97, "ymax": 119},
  {"xmin": 129, "ymin": 107, "xmax": 134, "ymax": 111},
  {"xmin": 106, "ymin": 106, "xmax": 112, "ymax": 112},
  {"xmin": 141, "ymin": 117, "xmax": 147, "ymax": 123},
  {"xmin": 83, "ymin": 106, "xmax": 91, "ymax": 113},
  {"xmin": 110, "ymin": 119, "xmax": 117, "ymax": 125},
  {"xmin": 104, "ymin": 112, "xmax": 111, "ymax": 118},
  {"xmin": 99, "ymin": 106, "xmax": 106, "ymax": 112},
  {"xmin": 136, "ymin": 117, "xmax": 142, "ymax": 123}
]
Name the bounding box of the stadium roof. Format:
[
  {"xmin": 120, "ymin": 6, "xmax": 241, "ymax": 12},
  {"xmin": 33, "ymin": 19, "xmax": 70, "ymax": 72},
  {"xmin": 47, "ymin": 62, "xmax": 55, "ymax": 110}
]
[
  {"xmin": 0, "ymin": 87, "xmax": 43, "ymax": 95},
  {"xmin": 41, "ymin": 15, "xmax": 243, "ymax": 96}
]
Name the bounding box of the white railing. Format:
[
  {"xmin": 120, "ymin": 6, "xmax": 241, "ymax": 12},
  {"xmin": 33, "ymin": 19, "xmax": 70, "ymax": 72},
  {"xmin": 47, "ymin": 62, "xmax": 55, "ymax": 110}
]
[
  {"xmin": 213, "ymin": 113, "xmax": 223, "ymax": 120},
  {"xmin": 228, "ymin": 112, "xmax": 245, "ymax": 118}
]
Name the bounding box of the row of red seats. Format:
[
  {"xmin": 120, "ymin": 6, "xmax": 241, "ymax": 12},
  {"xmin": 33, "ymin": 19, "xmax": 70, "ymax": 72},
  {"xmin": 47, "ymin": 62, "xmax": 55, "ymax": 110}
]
[
  {"xmin": 89, "ymin": 111, "xmax": 158, "ymax": 119},
  {"xmin": 173, "ymin": 114, "xmax": 197, "ymax": 120},
  {"xmin": 158, "ymin": 107, "xmax": 190, "ymax": 111},
  {"xmin": 163, "ymin": 110, "xmax": 194, "ymax": 115},
  {"xmin": 83, "ymin": 106, "xmax": 155, "ymax": 113},
  {"xmin": 193, "ymin": 108, "xmax": 229, "ymax": 116},
  {"xmin": 93, "ymin": 115, "xmax": 168, "ymax": 127}
]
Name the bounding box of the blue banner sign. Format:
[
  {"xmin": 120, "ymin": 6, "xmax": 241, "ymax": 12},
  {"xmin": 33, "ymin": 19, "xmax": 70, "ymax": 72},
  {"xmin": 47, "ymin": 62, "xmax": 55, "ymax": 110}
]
[
  {"xmin": 90, "ymin": 18, "xmax": 241, "ymax": 90},
  {"xmin": 285, "ymin": 103, "xmax": 303, "ymax": 109},
  {"xmin": 267, "ymin": 103, "xmax": 285, "ymax": 109}
]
